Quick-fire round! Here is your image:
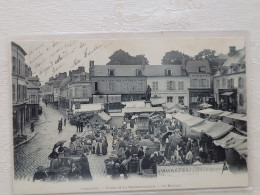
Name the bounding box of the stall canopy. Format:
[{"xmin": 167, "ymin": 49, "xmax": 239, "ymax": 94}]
[
  {"xmin": 98, "ymin": 112, "xmax": 111, "ymax": 122},
  {"xmin": 122, "ymin": 107, "xmax": 164, "ymax": 114},
  {"xmin": 233, "ymin": 141, "xmax": 247, "ymax": 158},
  {"xmin": 199, "ymin": 103, "xmax": 213, "ymax": 109},
  {"xmin": 226, "ymin": 113, "xmax": 246, "ymax": 121},
  {"xmin": 213, "ymin": 132, "xmax": 247, "ymax": 148},
  {"xmin": 173, "ymin": 113, "xmax": 193, "ymax": 122},
  {"xmin": 205, "ymin": 121, "xmax": 234, "ymax": 139},
  {"xmin": 197, "ymin": 109, "xmax": 223, "ymax": 116},
  {"xmin": 217, "ymin": 111, "xmax": 232, "ymax": 117},
  {"xmin": 73, "ymin": 103, "xmax": 103, "ymax": 113},
  {"xmin": 151, "ymin": 98, "xmax": 166, "ymax": 106},
  {"xmin": 190, "ymin": 120, "xmax": 216, "ymax": 138},
  {"xmin": 162, "ymin": 103, "xmax": 186, "ymax": 113},
  {"xmin": 221, "ymin": 92, "xmax": 233, "ymax": 96}
]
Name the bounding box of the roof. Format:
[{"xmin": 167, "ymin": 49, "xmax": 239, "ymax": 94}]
[
  {"xmin": 183, "ymin": 116, "xmax": 204, "ymax": 127},
  {"xmin": 52, "ymin": 79, "xmax": 63, "ymax": 88},
  {"xmin": 26, "ymin": 81, "xmax": 40, "ymax": 89},
  {"xmin": 222, "ymin": 48, "xmax": 245, "ymax": 67},
  {"xmin": 173, "ymin": 113, "xmax": 193, "ymax": 122},
  {"xmin": 205, "ymin": 121, "xmax": 234, "ymax": 139},
  {"xmin": 11, "ymin": 42, "xmax": 27, "ymax": 55},
  {"xmin": 186, "ymin": 60, "xmax": 211, "ymax": 73},
  {"xmin": 122, "ymin": 107, "xmax": 164, "ymax": 114},
  {"xmin": 109, "ymin": 112, "xmax": 124, "ymax": 117},
  {"xmin": 60, "ymin": 77, "xmax": 71, "ymax": 90},
  {"xmin": 143, "ymin": 65, "xmax": 185, "ymax": 76},
  {"xmin": 98, "ymin": 112, "xmax": 112, "ymax": 122},
  {"xmin": 93, "ymin": 65, "xmax": 143, "ymax": 76},
  {"xmin": 221, "ymin": 92, "xmax": 233, "ymax": 96}
]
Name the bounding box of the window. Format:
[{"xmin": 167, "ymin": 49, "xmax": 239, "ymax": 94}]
[
  {"xmin": 165, "ymin": 69, "xmax": 172, "ymax": 76},
  {"xmin": 167, "ymin": 96, "xmax": 173, "ymax": 103},
  {"xmin": 191, "ymin": 79, "xmax": 198, "ymax": 88},
  {"xmin": 202, "ymin": 79, "xmax": 207, "ymax": 88},
  {"xmin": 199, "ymin": 66, "xmax": 206, "ymax": 72},
  {"xmin": 12, "ymin": 84, "xmax": 15, "ymax": 102},
  {"xmin": 136, "ymin": 69, "xmax": 142, "ymax": 76},
  {"xmin": 137, "ymin": 81, "xmax": 144, "ymax": 91},
  {"xmin": 152, "ymin": 82, "xmax": 158, "ymax": 91},
  {"xmin": 94, "ymin": 82, "xmax": 99, "ymax": 91},
  {"xmin": 239, "ymin": 94, "xmax": 244, "ymax": 106},
  {"xmin": 12, "ymin": 57, "xmax": 16, "ymax": 74},
  {"xmin": 75, "ymin": 87, "xmax": 80, "ymax": 98},
  {"xmin": 108, "ymin": 69, "xmax": 114, "ymax": 76},
  {"xmin": 228, "ymin": 79, "xmax": 234, "ymax": 89},
  {"xmin": 31, "ymin": 95, "xmax": 36, "ymax": 103},
  {"xmin": 83, "ymin": 86, "xmax": 88, "ymax": 98},
  {"xmin": 178, "ymin": 81, "xmax": 184, "ymax": 90},
  {"xmin": 178, "ymin": 96, "xmax": 184, "ymax": 105},
  {"xmin": 109, "ymin": 82, "xmax": 115, "ymax": 91},
  {"xmin": 167, "ymin": 81, "xmax": 175, "ymax": 90},
  {"xmin": 238, "ymin": 77, "xmax": 243, "ymax": 88},
  {"xmin": 222, "ymin": 78, "xmax": 226, "ymax": 88}
]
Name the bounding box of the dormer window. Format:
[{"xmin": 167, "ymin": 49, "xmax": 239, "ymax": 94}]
[
  {"xmin": 108, "ymin": 69, "xmax": 114, "ymax": 76},
  {"xmin": 199, "ymin": 66, "xmax": 206, "ymax": 72},
  {"xmin": 136, "ymin": 69, "xmax": 142, "ymax": 76},
  {"xmin": 165, "ymin": 69, "xmax": 172, "ymax": 76}
]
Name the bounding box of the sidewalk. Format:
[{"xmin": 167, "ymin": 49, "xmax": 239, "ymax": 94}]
[{"xmin": 14, "ymin": 112, "xmax": 47, "ymax": 149}]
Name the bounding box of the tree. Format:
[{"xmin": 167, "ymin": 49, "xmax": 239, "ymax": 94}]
[
  {"xmin": 194, "ymin": 49, "xmax": 219, "ymax": 75},
  {"xmin": 161, "ymin": 50, "xmax": 192, "ymax": 65},
  {"xmin": 107, "ymin": 49, "xmax": 149, "ymax": 65}
]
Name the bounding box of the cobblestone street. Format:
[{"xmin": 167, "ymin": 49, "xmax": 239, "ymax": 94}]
[{"xmin": 14, "ymin": 103, "xmax": 112, "ymax": 181}]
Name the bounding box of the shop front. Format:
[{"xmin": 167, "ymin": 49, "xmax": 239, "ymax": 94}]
[{"xmin": 218, "ymin": 89, "xmax": 237, "ymax": 112}]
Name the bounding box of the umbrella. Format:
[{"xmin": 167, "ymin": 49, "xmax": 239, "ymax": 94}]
[
  {"xmin": 53, "ymin": 140, "xmax": 66, "ymax": 149},
  {"xmin": 161, "ymin": 131, "xmax": 173, "ymax": 142},
  {"xmin": 168, "ymin": 133, "xmax": 182, "ymax": 148},
  {"xmin": 137, "ymin": 139, "xmax": 156, "ymax": 148}
]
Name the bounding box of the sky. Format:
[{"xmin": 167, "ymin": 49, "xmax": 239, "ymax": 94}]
[{"xmin": 16, "ymin": 37, "xmax": 245, "ymax": 84}]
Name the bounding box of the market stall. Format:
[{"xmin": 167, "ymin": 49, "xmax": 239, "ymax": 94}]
[{"xmin": 205, "ymin": 121, "xmax": 234, "ymax": 139}]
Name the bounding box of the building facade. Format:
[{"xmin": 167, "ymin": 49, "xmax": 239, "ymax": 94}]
[
  {"xmin": 186, "ymin": 60, "xmax": 212, "ymax": 106},
  {"xmin": 89, "ymin": 61, "xmax": 147, "ymax": 103},
  {"xmin": 143, "ymin": 65, "xmax": 190, "ymax": 106},
  {"xmin": 26, "ymin": 78, "xmax": 40, "ymax": 122},
  {"xmin": 12, "ymin": 42, "xmax": 28, "ymax": 135},
  {"xmin": 213, "ymin": 47, "xmax": 246, "ymax": 114}
]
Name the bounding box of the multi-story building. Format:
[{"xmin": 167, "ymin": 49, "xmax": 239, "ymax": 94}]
[
  {"xmin": 25, "ymin": 77, "xmax": 40, "ymax": 122},
  {"xmin": 89, "ymin": 61, "xmax": 147, "ymax": 103},
  {"xmin": 143, "ymin": 65, "xmax": 189, "ymax": 106},
  {"xmin": 12, "ymin": 42, "xmax": 28, "ymax": 135},
  {"xmin": 213, "ymin": 47, "xmax": 246, "ymax": 114},
  {"xmin": 68, "ymin": 72, "xmax": 92, "ymax": 109},
  {"xmin": 186, "ymin": 60, "xmax": 212, "ymax": 106}
]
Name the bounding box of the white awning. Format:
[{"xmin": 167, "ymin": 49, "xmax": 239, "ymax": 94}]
[{"xmin": 221, "ymin": 92, "xmax": 233, "ymax": 96}]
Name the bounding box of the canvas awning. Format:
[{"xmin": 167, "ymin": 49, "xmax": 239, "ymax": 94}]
[
  {"xmin": 217, "ymin": 111, "xmax": 232, "ymax": 117},
  {"xmin": 226, "ymin": 113, "xmax": 246, "ymax": 121},
  {"xmin": 199, "ymin": 103, "xmax": 213, "ymax": 108},
  {"xmin": 205, "ymin": 121, "xmax": 234, "ymax": 139},
  {"xmin": 98, "ymin": 112, "xmax": 111, "ymax": 122},
  {"xmin": 197, "ymin": 109, "xmax": 223, "ymax": 116},
  {"xmin": 221, "ymin": 92, "xmax": 233, "ymax": 96},
  {"xmin": 151, "ymin": 98, "xmax": 166, "ymax": 106},
  {"xmin": 213, "ymin": 132, "xmax": 247, "ymax": 148},
  {"xmin": 184, "ymin": 116, "xmax": 204, "ymax": 127},
  {"xmin": 190, "ymin": 120, "xmax": 216, "ymax": 136},
  {"xmin": 233, "ymin": 141, "xmax": 247, "ymax": 158},
  {"xmin": 122, "ymin": 107, "xmax": 164, "ymax": 114},
  {"xmin": 173, "ymin": 113, "xmax": 193, "ymax": 122}
]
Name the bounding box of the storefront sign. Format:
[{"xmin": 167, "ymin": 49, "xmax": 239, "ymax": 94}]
[{"xmin": 157, "ymin": 163, "xmax": 224, "ymax": 177}]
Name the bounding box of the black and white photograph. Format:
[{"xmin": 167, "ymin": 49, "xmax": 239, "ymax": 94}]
[{"xmin": 12, "ymin": 37, "xmax": 248, "ymax": 194}]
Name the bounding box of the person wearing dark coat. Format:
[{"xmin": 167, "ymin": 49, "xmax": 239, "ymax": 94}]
[
  {"xmin": 76, "ymin": 120, "xmax": 80, "ymax": 132},
  {"xmin": 64, "ymin": 118, "xmax": 66, "ymax": 126},
  {"xmin": 30, "ymin": 122, "xmax": 35, "ymax": 132},
  {"xmin": 68, "ymin": 162, "xmax": 81, "ymax": 181},
  {"xmin": 102, "ymin": 137, "xmax": 108, "ymax": 155},
  {"xmin": 112, "ymin": 158, "xmax": 128, "ymax": 179},
  {"xmin": 79, "ymin": 150, "xmax": 93, "ymax": 180}
]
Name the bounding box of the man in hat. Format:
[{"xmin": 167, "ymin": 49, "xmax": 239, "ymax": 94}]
[{"xmin": 80, "ymin": 149, "xmax": 92, "ymax": 180}]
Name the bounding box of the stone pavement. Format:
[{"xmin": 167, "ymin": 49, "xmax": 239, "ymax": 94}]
[{"xmin": 14, "ymin": 102, "xmax": 113, "ymax": 181}]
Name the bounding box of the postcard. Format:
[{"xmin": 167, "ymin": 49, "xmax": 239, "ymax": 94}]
[{"xmin": 12, "ymin": 36, "xmax": 248, "ymax": 194}]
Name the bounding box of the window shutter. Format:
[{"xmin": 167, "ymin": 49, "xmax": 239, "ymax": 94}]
[{"xmin": 167, "ymin": 81, "xmax": 170, "ymax": 90}]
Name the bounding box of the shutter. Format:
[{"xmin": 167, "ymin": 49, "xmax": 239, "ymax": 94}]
[
  {"xmin": 167, "ymin": 81, "xmax": 170, "ymax": 90},
  {"xmin": 165, "ymin": 69, "xmax": 167, "ymax": 76}
]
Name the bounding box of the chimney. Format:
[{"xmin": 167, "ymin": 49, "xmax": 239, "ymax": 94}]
[
  {"xmin": 89, "ymin": 60, "xmax": 94, "ymax": 79},
  {"xmin": 229, "ymin": 46, "xmax": 236, "ymax": 56}
]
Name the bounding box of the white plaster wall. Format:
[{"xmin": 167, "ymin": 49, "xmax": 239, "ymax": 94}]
[{"xmin": 0, "ymin": 1, "xmax": 260, "ymax": 195}]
